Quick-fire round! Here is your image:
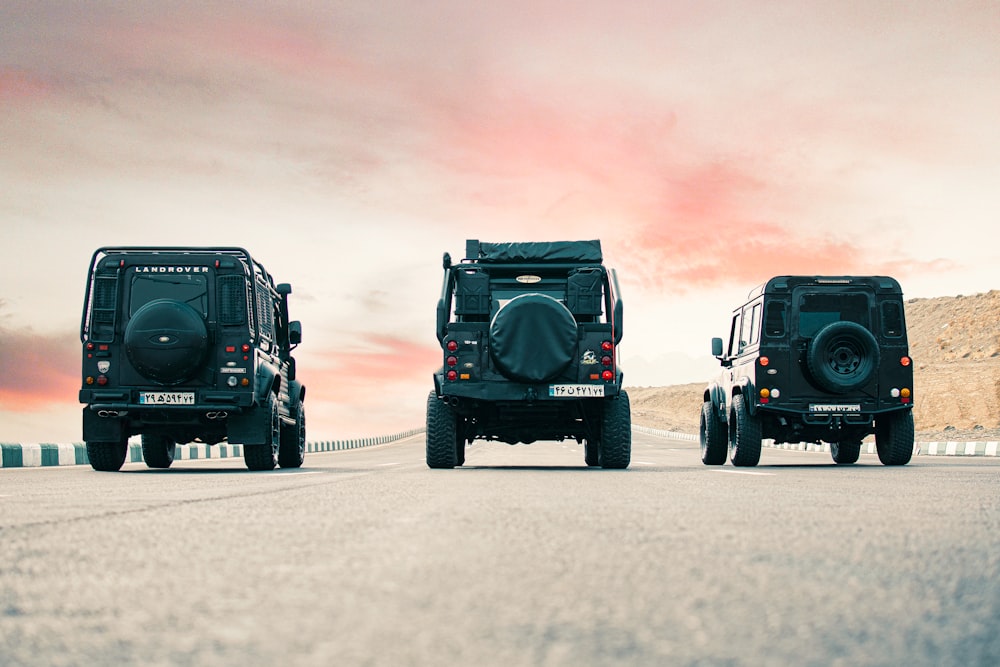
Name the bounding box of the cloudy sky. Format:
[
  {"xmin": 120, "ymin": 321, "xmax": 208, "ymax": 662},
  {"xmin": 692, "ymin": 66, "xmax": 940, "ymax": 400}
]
[{"xmin": 2, "ymin": 1, "xmax": 998, "ymax": 443}]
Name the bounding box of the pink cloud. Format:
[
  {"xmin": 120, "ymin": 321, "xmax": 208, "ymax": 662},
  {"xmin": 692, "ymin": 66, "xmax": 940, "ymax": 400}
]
[
  {"xmin": 301, "ymin": 334, "xmax": 440, "ymax": 405},
  {"xmin": 0, "ymin": 68, "xmax": 54, "ymax": 103},
  {"xmin": 0, "ymin": 326, "xmax": 79, "ymax": 411}
]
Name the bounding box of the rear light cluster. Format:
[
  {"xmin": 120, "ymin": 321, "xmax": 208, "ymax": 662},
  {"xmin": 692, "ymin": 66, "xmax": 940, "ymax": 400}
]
[
  {"xmin": 444, "ymin": 339, "xmax": 462, "ymax": 381},
  {"xmin": 223, "ymin": 342, "xmax": 252, "ymax": 388},
  {"xmin": 599, "ymin": 340, "xmax": 614, "ymax": 381},
  {"xmin": 84, "ymin": 341, "xmax": 112, "ymax": 387}
]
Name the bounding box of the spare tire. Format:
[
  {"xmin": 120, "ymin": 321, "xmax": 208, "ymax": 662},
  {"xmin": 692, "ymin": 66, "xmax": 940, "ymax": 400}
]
[
  {"xmin": 806, "ymin": 321, "xmax": 879, "ymax": 393},
  {"xmin": 125, "ymin": 299, "xmax": 208, "ymax": 384},
  {"xmin": 489, "ymin": 293, "xmax": 577, "ymax": 383}
]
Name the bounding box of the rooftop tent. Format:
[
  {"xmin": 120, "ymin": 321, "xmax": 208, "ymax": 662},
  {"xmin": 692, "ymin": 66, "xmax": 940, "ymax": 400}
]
[{"xmin": 467, "ymin": 239, "xmax": 603, "ymax": 264}]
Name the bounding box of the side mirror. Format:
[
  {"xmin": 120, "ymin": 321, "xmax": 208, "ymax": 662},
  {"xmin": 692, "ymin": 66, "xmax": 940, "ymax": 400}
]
[
  {"xmin": 276, "ymin": 283, "xmax": 292, "ymax": 296},
  {"xmin": 287, "ymin": 357, "xmax": 297, "ymax": 381},
  {"xmin": 711, "ymin": 337, "xmax": 724, "ymax": 357},
  {"xmin": 289, "ymin": 321, "xmax": 302, "ymax": 345}
]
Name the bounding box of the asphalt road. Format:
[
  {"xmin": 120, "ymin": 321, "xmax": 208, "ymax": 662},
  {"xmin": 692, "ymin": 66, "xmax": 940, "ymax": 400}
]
[{"xmin": 2, "ymin": 432, "xmax": 999, "ymax": 667}]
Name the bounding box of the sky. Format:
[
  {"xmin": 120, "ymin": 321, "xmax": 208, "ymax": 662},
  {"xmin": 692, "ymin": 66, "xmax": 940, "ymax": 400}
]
[{"xmin": 1, "ymin": 1, "xmax": 998, "ymax": 443}]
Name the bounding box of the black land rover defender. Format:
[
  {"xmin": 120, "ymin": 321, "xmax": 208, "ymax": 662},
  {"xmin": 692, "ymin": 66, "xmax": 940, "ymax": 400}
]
[
  {"xmin": 79, "ymin": 247, "xmax": 306, "ymax": 472},
  {"xmin": 427, "ymin": 239, "xmax": 630, "ymax": 469},
  {"xmin": 701, "ymin": 276, "xmax": 914, "ymax": 467}
]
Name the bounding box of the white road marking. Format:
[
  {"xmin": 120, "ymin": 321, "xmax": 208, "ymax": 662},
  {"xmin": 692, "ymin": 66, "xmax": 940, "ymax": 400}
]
[
  {"xmin": 634, "ymin": 461, "xmax": 656, "ymax": 465},
  {"xmin": 375, "ymin": 462, "xmax": 401, "ymax": 467},
  {"xmin": 712, "ymin": 469, "xmax": 776, "ymax": 476},
  {"xmin": 269, "ymin": 470, "xmax": 324, "ymax": 477}
]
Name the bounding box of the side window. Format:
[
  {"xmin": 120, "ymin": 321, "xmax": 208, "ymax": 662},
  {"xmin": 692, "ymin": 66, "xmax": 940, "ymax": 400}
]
[
  {"xmin": 740, "ymin": 306, "xmax": 754, "ymax": 350},
  {"xmin": 748, "ymin": 302, "xmax": 762, "ymax": 346},
  {"xmin": 882, "ymin": 301, "xmax": 904, "ymax": 338},
  {"xmin": 727, "ymin": 311, "xmax": 742, "ymax": 357},
  {"xmin": 764, "ymin": 300, "xmax": 786, "ymax": 337}
]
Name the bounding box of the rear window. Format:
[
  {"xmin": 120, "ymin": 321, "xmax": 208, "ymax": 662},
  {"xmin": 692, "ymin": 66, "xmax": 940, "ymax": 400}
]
[
  {"xmin": 130, "ymin": 273, "xmax": 209, "ymax": 317},
  {"xmin": 882, "ymin": 301, "xmax": 905, "ymax": 338},
  {"xmin": 797, "ymin": 293, "xmax": 870, "ymax": 338}
]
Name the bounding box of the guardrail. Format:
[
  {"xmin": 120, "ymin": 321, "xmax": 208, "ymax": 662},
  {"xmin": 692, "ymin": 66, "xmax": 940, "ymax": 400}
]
[
  {"xmin": 636, "ymin": 427, "xmax": 1000, "ymax": 458},
  {"xmin": 0, "ymin": 428, "xmax": 426, "ymax": 469},
  {"xmin": 5, "ymin": 427, "xmax": 997, "ymax": 468}
]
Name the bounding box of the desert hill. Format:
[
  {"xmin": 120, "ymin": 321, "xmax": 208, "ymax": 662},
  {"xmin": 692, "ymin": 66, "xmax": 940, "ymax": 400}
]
[{"xmin": 628, "ymin": 290, "xmax": 1000, "ymax": 441}]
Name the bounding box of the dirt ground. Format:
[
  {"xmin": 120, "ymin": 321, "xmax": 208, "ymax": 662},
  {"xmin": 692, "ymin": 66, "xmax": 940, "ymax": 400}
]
[{"xmin": 628, "ymin": 289, "xmax": 1000, "ymax": 442}]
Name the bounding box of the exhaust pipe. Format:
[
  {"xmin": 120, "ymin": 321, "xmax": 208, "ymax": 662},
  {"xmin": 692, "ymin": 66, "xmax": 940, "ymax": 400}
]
[
  {"xmin": 206, "ymin": 411, "xmax": 229, "ymax": 420},
  {"xmin": 98, "ymin": 410, "xmax": 120, "ymax": 418},
  {"xmin": 447, "ymin": 397, "xmax": 460, "ymax": 407}
]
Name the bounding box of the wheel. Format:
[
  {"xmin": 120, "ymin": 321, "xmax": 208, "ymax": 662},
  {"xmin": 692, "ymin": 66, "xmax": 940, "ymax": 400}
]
[
  {"xmin": 489, "ymin": 293, "xmax": 577, "ymax": 382},
  {"xmin": 141, "ymin": 434, "xmax": 175, "ymax": 469},
  {"xmin": 599, "ymin": 391, "xmax": 631, "ymax": 469},
  {"xmin": 830, "ymin": 440, "xmax": 861, "ymax": 465},
  {"xmin": 806, "ymin": 321, "xmax": 879, "ymax": 394},
  {"xmin": 700, "ymin": 401, "xmax": 727, "ymax": 465},
  {"xmin": 244, "ymin": 396, "xmax": 279, "ymax": 471},
  {"xmin": 875, "ymin": 410, "xmax": 914, "ymax": 466},
  {"xmin": 278, "ymin": 401, "xmax": 306, "ymax": 469},
  {"xmin": 86, "ymin": 437, "xmax": 129, "ymax": 472},
  {"xmin": 728, "ymin": 394, "xmax": 761, "ymax": 467},
  {"xmin": 426, "ymin": 392, "xmax": 459, "ymax": 469}
]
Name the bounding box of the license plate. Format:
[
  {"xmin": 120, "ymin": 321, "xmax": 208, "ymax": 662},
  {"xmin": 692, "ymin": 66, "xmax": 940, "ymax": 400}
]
[
  {"xmin": 809, "ymin": 404, "xmax": 861, "ymax": 413},
  {"xmin": 139, "ymin": 392, "xmax": 195, "ymax": 405},
  {"xmin": 548, "ymin": 384, "xmax": 605, "ymax": 398}
]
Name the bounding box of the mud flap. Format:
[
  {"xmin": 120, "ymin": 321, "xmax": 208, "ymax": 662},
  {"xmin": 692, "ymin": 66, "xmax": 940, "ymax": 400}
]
[
  {"xmin": 227, "ymin": 403, "xmax": 274, "ymax": 445},
  {"xmin": 82, "ymin": 408, "xmax": 125, "ymax": 441}
]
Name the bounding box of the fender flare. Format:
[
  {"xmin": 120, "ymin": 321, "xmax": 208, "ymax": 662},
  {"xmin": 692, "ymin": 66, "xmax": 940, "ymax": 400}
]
[
  {"xmin": 286, "ymin": 379, "xmax": 306, "ymax": 405},
  {"xmin": 255, "ymin": 364, "xmax": 280, "ymax": 404},
  {"xmin": 732, "ymin": 377, "xmax": 757, "ymax": 416}
]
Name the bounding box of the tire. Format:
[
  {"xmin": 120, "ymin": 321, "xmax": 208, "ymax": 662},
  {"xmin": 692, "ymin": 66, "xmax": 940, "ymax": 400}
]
[
  {"xmin": 700, "ymin": 401, "xmax": 727, "ymax": 465},
  {"xmin": 806, "ymin": 321, "xmax": 880, "ymax": 394},
  {"xmin": 87, "ymin": 438, "xmax": 129, "ymax": 472},
  {"xmin": 830, "ymin": 440, "xmax": 861, "ymax": 465},
  {"xmin": 244, "ymin": 396, "xmax": 279, "ymax": 471},
  {"xmin": 875, "ymin": 410, "xmax": 914, "ymax": 466},
  {"xmin": 728, "ymin": 394, "xmax": 762, "ymax": 467},
  {"xmin": 124, "ymin": 299, "xmax": 208, "ymax": 384},
  {"xmin": 489, "ymin": 293, "xmax": 577, "ymax": 383},
  {"xmin": 278, "ymin": 402, "xmax": 306, "ymax": 469},
  {"xmin": 426, "ymin": 392, "xmax": 459, "ymax": 469},
  {"xmin": 141, "ymin": 434, "xmax": 175, "ymax": 469},
  {"xmin": 599, "ymin": 391, "xmax": 631, "ymax": 469}
]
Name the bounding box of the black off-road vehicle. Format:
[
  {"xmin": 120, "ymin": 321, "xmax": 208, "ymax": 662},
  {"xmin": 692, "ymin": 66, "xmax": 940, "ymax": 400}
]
[
  {"xmin": 701, "ymin": 276, "xmax": 914, "ymax": 467},
  {"xmin": 428, "ymin": 239, "xmax": 630, "ymax": 469},
  {"xmin": 79, "ymin": 247, "xmax": 306, "ymax": 471}
]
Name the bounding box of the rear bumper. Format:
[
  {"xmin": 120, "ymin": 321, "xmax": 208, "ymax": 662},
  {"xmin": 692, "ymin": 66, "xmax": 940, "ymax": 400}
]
[{"xmin": 438, "ymin": 379, "xmax": 620, "ymax": 402}]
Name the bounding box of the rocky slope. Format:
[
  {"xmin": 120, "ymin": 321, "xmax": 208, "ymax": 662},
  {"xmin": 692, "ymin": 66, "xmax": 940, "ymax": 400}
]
[{"xmin": 628, "ymin": 290, "xmax": 1000, "ymax": 442}]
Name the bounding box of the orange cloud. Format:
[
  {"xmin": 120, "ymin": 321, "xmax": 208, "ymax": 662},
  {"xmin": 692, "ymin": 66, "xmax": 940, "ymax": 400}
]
[
  {"xmin": 300, "ymin": 334, "xmax": 440, "ymax": 405},
  {"xmin": 0, "ymin": 326, "xmax": 79, "ymax": 411}
]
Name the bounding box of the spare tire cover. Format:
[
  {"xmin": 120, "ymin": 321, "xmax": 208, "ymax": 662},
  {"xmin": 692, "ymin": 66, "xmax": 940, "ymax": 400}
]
[
  {"xmin": 125, "ymin": 299, "xmax": 209, "ymax": 384},
  {"xmin": 489, "ymin": 293, "xmax": 577, "ymax": 383},
  {"xmin": 805, "ymin": 321, "xmax": 880, "ymax": 394}
]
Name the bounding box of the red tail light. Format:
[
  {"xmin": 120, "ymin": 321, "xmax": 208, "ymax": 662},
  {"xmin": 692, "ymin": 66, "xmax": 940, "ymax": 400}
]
[
  {"xmin": 601, "ymin": 370, "xmax": 613, "ymax": 381},
  {"xmin": 900, "ymin": 356, "xmax": 911, "ymax": 367},
  {"xmin": 601, "ymin": 341, "xmax": 613, "ymax": 351},
  {"xmin": 446, "ymin": 340, "xmax": 458, "ymax": 352}
]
